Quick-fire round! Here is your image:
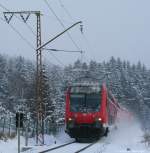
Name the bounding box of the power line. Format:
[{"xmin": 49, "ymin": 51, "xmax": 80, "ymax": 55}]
[
  {"xmin": 43, "ymin": 13, "xmax": 74, "ymax": 24},
  {"xmin": 44, "ymin": 48, "xmax": 83, "ymax": 53},
  {"xmin": 58, "ymin": 0, "xmax": 75, "ymax": 21},
  {"xmin": 43, "ymin": 0, "xmax": 83, "ymax": 67},
  {"xmin": 0, "ymin": 3, "xmax": 36, "ymax": 36},
  {"xmin": 0, "ymin": 16, "xmax": 35, "ymax": 50},
  {"xmin": 56, "ymin": 1, "xmax": 96, "ymax": 62},
  {"xmin": 2, "ymin": 10, "xmax": 45, "ymax": 145},
  {"xmin": 47, "ymin": 51, "xmax": 65, "ymax": 67},
  {"xmin": 43, "ymin": 0, "xmax": 81, "ymax": 51},
  {"xmin": 57, "ymin": 0, "xmax": 86, "ymax": 63}
]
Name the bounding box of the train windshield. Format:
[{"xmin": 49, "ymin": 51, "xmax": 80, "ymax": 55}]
[{"xmin": 70, "ymin": 93, "xmax": 101, "ymax": 112}]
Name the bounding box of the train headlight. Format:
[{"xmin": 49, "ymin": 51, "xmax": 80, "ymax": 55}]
[
  {"xmin": 68, "ymin": 117, "xmax": 73, "ymax": 121},
  {"xmin": 67, "ymin": 117, "xmax": 75, "ymax": 128},
  {"xmin": 98, "ymin": 118, "xmax": 102, "ymax": 121},
  {"xmin": 95, "ymin": 117, "xmax": 102, "ymax": 128},
  {"xmin": 95, "ymin": 117, "xmax": 102, "ymax": 122}
]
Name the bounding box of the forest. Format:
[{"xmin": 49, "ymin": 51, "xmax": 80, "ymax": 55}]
[{"xmin": 0, "ymin": 54, "xmax": 150, "ymax": 133}]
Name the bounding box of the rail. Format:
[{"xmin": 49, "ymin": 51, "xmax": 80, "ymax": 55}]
[
  {"xmin": 74, "ymin": 141, "xmax": 98, "ymax": 153},
  {"xmin": 39, "ymin": 141, "xmax": 98, "ymax": 153},
  {"xmin": 38, "ymin": 141, "xmax": 76, "ymax": 153}
]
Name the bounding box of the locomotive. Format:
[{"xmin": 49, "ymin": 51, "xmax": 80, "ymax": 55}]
[{"xmin": 65, "ymin": 77, "xmax": 119, "ymax": 141}]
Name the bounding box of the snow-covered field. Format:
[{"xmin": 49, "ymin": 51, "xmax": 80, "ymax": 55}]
[{"xmin": 0, "ymin": 118, "xmax": 149, "ymax": 153}]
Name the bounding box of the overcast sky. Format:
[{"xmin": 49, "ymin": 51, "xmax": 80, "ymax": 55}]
[{"xmin": 0, "ymin": 0, "xmax": 150, "ymax": 67}]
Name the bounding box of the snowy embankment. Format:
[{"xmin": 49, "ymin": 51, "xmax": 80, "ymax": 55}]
[
  {"xmin": 101, "ymin": 119, "xmax": 150, "ymax": 153},
  {"xmin": 0, "ymin": 131, "xmax": 74, "ymax": 153},
  {"xmin": 77, "ymin": 117, "xmax": 149, "ymax": 153},
  {"xmin": 0, "ymin": 117, "xmax": 150, "ymax": 153}
]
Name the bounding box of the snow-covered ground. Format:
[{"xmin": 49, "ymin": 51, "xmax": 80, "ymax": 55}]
[
  {"xmin": 89, "ymin": 119, "xmax": 150, "ymax": 153},
  {"xmin": 0, "ymin": 117, "xmax": 149, "ymax": 153},
  {"xmin": 0, "ymin": 130, "xmax": 74, "ymax": 153}
]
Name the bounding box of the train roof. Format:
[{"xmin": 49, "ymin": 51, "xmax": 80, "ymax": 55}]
[
  {"xmin": 67, "ymin": 76, "xmax": 105, "ymax": 93},
  {"xmin": 70, "ymin": 82, "xmax": 101, "ymax": 93}
]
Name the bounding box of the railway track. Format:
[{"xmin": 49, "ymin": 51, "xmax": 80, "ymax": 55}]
[
  {"xmin": 38, "ymin": 141, "xmax": 98, "ymax": 153},
  {"xmin": 38, "ymin": 141, "xmax": 76, "ymax": 153},
  {"xmin": 74, "ymin": 141, "xmax": 98, "ymax": 153}
]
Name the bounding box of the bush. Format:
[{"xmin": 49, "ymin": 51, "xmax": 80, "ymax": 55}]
[
  {"xmin": 0, "ymin": 132, "xmax": 7, "ymax": 141},
  {"xmin": 142, "ymin": 132, "xmax": 150, "ymax": 147},
  {"xmin": 6, "ymin": 132, "xmax": 16, "ymax": 139},
  {"xmin": 0, "ymin": 132, "xmax": 16, "ymax": 141}
]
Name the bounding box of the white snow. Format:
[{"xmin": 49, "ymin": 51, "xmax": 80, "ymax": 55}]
[
  {"xmin": 0, "ymin": 137, "xmax": 23, "ymax": 153},
  {"xmin": 0, "ymin": 116, "xmax": 150, "ymax": 153},
  {"xmin": 101, "ymin": 119, "xmax": 149, "ymax": 153},
  {"xmin": 81, "ymin": 114, "xmax": 150, "ymax": 153}
]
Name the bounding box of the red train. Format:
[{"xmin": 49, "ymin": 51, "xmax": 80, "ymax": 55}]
[{"xmin": 65, "ymin": 79, "xmax": 120, "ymax": 141}]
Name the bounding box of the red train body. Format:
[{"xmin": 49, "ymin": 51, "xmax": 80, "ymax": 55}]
[{"xmin": 65, "ymin": 81, "xmax": 119, "ymax": 141}]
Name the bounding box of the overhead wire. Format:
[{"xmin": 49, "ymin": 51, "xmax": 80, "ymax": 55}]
[
  {"xmin": 43, "ymin": 13, "xmax": 74, "ymax": 25},
  {"xmin": 57, "ymin": 0, "xmax": 96, "ymax": 62},
  {"xmin": 0, "ymin": 1, "xmax": 67, "ymax": 67},
  {"xmin": 44, "ymin": 0, "xmax": 86, "ymax": 66},
  {"xmin": 82, "ymin": 33, "xmax": 96, "ymax": 60},
  {"xmin": 46, "ymin": 51, "xmax": 65, "ymax": 67},
  {"xmin": 43, "ymin": 48, "xmax": 83, "ymax": 53},
  {"xmin": 0, "ymin": 16, "xmax": 35, "ymax": 50},
  {"xmin": 58, "ymin": 0, "xmax": 74, "ymax": 21},
  {"xmin": 43, "ymin": 0, "xmax": 84, "ymax": 67},
  {"xmin": 0, "ymin": 3, "xmax": 66, "ymax": 90},
  {"xmin": 0, "ymin": 3, "xmax": 36, "ymax": 37},
  {"xmin": 57, "ymin": 0, "xmax": 89, "ymax": 62},
  {"xmin": 43, "ymin": 0, "xmax": 81, "ymax": 51}
]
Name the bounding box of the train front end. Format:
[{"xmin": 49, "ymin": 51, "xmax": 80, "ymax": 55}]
[{"xmin": 65, "ymin": 83, "xmax": 108, "ymax": 140}]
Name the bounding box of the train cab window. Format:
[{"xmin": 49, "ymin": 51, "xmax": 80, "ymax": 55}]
[
  {"xmin": 86, "ymin": 94, "xmax": 101, "ymax": 112},
  {"xmin": 70, "ymin": 94, "xmax": 85, "ymax": 112},
  {"xmin": 70, "ymin": 93, "xmax": 101, "ymax": 112}
]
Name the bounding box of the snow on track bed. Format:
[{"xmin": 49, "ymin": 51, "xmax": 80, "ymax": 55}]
[
  {"xmin": 39, "ymin": 138, "xmax": 109, "ymax": 153},
  {"xmin": 21, "ymin": 120, "xmax": 150, "ymax": 153},
  {"xmin": 74, "ymin": 141, "xmax": 97, "ymax": 153},
  {"xmin": 38, "ymin": 141, "xmax": 76, "ymax": 153},
  {"xmin": 38, "ymin": 140, "xmax": 107, "ymax": 153},
  {"xmin": 79, "ymin": 139, "xmax": 110, "ymax": 153},
  {"xmin": 38, "ymin": 142, "xmax": 95, "ymax": 153}
]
